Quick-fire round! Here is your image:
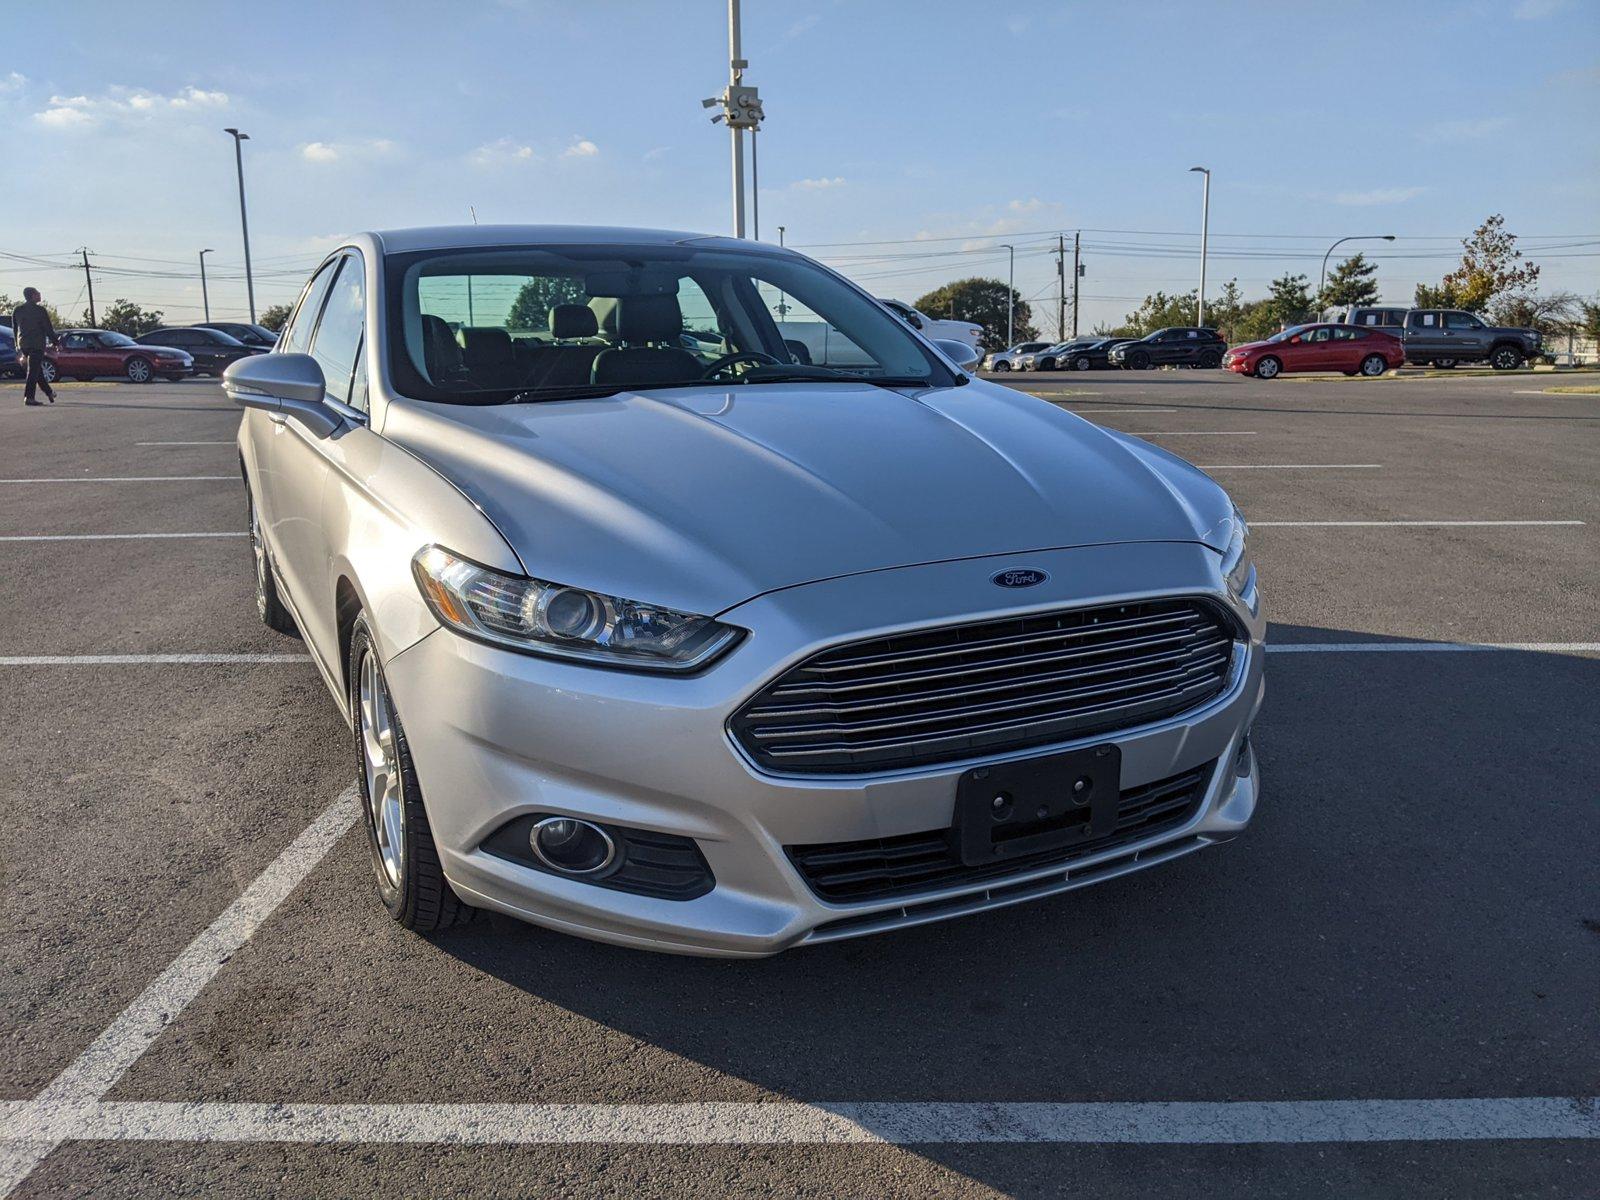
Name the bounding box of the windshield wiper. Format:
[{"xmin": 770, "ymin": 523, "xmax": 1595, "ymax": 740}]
[{"xmin": 735, "ymin": 366, "xmax": 945, "ymax": 388}]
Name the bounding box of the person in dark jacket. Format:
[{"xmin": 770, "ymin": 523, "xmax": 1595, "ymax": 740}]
[{"xmin": 11, "ymin": 287, "xmax": 57, "ymax": 405}]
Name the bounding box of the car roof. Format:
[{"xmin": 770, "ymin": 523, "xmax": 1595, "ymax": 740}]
[{"xmin": 365, "ymin": 224, "xmax": 761, "ymax": 255}]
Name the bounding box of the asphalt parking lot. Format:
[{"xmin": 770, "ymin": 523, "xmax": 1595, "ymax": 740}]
[{"xmin": 1, "ymin": 370, "xmax": 1597, "ymax": 1198}]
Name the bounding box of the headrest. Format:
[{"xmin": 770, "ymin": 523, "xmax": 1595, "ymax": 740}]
[
  {"xmin": 550, "ymin": 304, "xmax": 598, "ymax": 340},
  {"xmin": 419, "ymin": 314, "xmax": 462, "ymax": 375},
  {"xmin": 588, "ymin": 296, "xmax": 618, "ymax": 336},
  {"xmin": 460, "ymin": 327, "xmax": 515, "ymax": 366},
  {"xmin": 615, "ymin": 294, "xmax": 683, "ymax": 344}
]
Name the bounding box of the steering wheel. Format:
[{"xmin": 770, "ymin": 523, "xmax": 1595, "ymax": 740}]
[{"xmin": 702, "ymin": 351, "xmax": 780, "ymax": 380}]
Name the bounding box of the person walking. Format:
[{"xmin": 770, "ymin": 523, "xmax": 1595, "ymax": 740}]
[{"xmin": 11, "ymin": 286, "xmax": 58, "ymax": 406}]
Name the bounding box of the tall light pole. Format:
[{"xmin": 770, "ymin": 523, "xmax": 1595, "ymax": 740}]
[
  {"xmin": 1189, "ymin": 166, "xmax": 1210, "ymax": 326},
  {"xmin": 999, "ymin": 243, "xmax": 1015, "ymax": 347},
  {"xmin": 704, "ymin": 0, "xmax": 764, "ymax": 238},
  {"xmin": 223, "ymin": 128, "xmax": 256, "ymax": 322},
  {"xmin": 1320, "ymin": 234, "xmax": 1396, "ymax": 298},
  {"xmin": 198, "ymin": 249, "xmax": 214, "ymax": 322}
]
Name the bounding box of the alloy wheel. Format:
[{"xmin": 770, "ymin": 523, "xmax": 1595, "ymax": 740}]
[
  {"xmin": 1361, "ymin": 355, "xmax": 1386, "ymax": 377},
  {"xmin": 248, "ymin": 500, "xmax": 269, "ymax": 619},
  {"xmin": 41, "ymin": 360, "xmax": 58, "ymax": 384},
  {"xmin": 1492, "ymin": 347, "xmax": 1521, "ymax": 370},
  {"xmin": 1257, "ymin": 357, "xmax": 1280, "ymax": 379},
  {"xmin": 126, "ymin": 358, "xmax": 152, "ymax": 383},
  {"xmin": 1074, "ymin": 356, "xmax": 1090, "ymax": 371},
  {"xmin": 358, "ymin": 649, "xmax": 406, "ymax": 890}
]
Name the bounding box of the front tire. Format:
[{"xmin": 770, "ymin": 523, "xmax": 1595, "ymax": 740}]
[
  {"xmin": 1128, "ymin": 350, "xmax": 1152, "ymax": 370},
  {"xmin": 1432, "ymin": 358, "xmax": 1457, "ymax": 369},
  {"xmin": 994, "ymin": 361, "xmax": 1011, "ymax": 372},
  {"xmin": 1072, "ymin": 355, "xmax": 1091, "ymax": 371},
  {"xmin": 125, "ymin": 356, "xmax": 153, "ymax": 383},
  {"xmin": 1199, "ymin": 349, "xmax": 1222, "ymax": 369},
  {"xmin": 1359, "ymin": 354, "xmax": 1387, "ymax": 377},
  {"xmin": 246, "ymin": 490, "xmax": 299, "ymax": 636},
  {"xmin": 40, "ymin": 359, "xmax": 59, "ymax": 384},
  {"xmin": 1254, "ymin": 356, "xmax": 1282, "ymax": 379},
  {"xmin": 1490, "ymin": 345, "xmax": 1524, "ymax": 371},
  {"xmin": 350, "ymin": 618, "xmax": 473, "ymax": 932}
]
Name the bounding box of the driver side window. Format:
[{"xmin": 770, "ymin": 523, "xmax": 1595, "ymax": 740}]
[{"xmin": 279, "ymin": 260, "xmax": 339, "ymax": 357}]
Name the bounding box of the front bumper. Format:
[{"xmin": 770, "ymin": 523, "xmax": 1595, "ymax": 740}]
[{"xmin": 383, "ymin": 541, "xmax": 1266, "ymax": 957}]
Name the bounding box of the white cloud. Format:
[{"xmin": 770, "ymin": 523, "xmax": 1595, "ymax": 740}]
[
  {"xmin": 792, "ymin": 176, "xmax": 846, "ymax": 190},
  {"xmin": 784, "ymin": 13, "xmax": 820, "ymax": 39},
  {"xmin": 469, "ymin": 137, "xmax": 537, "ymax": 167},
  {"xmin": 1331, "ymin": 186, "xmax": 1427, "ymax": 206},
  {"xmin": 0, "ymin": 72, "xmax": 26, "ymax": 95},
  {"xmin": 1004, "ymin": 14, "xmax": 1031, "ymax": 34},
  {"xmin": 562, "ymin": 137, "xmax": 600, "ymax": 158},
  {"xmin": 299, "ymin": 138, "xmax": 398, "ymax": 165},
  {"xmin": 1427, "ymin": 116, "xmax": 1512, "ymax": 142},
  {"xmin": 1513, "ymin": 0, "xmax": 1568, "ymax": 18},
  {"xmin": 642, "ymin": 145, "xmax": 672, "ymax": 162},
  {"xmin": 32, "ymin": 84, "xmax": 228, "ymax": 129}
]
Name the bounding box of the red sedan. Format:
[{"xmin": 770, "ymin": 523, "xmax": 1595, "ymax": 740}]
[
  {"xmin": 1225, "ymin": 323, "xmax": 1404, "ymax": 379},
  {"xmin": 41, "ymin": 329, "xmax": 194, "ymax": 384}
]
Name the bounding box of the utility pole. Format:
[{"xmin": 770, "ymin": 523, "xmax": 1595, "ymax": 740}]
[
  {"xmin": 198, "ymin": 249, "xmax": 214, "ymax": 322},
  {"xmin": 224, "ymin": 128, "xmax": 257, "ymax": 322},
  {"xmin": 704, "ymin": 0, "xmax": 764, "ymax": 238},
  {"xmin": 1189, "ymin": 166, "xmax": 1210, "ymax": 327},
  {"xmin": 80, "ymin": 249, "xmax": 97, "ymax": 327},
  {"xmin": 777, "ymin": 226, "xmax": 785, "ymax": 247},
  {"xmin": 998, "ymin": 244, "xmax": 1015, "ymax": 347},
  {"xmin": 1056, "ymin": 234, "xmax": 1066, "ymax": 341},
  {"xmin": 1071, "ymin": 232, "xmax": 1081, "ymax": 338}
]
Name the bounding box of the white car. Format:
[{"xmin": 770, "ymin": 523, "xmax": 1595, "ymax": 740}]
[
  {"xmin": 879, "ymin": 299, "xmax": 983, "ymax": 351},
  {"xmin": 984, "ymin": 342, "xmax": 1054, "ymax": 372}
]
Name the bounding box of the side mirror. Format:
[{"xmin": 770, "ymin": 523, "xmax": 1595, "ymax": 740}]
[
  {"xmin": 222, "ymin": 353, "xmax": 341, "ymax": 438},
  {"xmin": 1289, "ymin": 335, "xmax": 1302, "ymax": 344},
  {"xmin": 933, "ymin": 339, "xmax": 981, "ymax": 372}
]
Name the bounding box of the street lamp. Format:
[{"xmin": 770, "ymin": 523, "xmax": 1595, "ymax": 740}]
[
  {"xmin": 999, "ymin": 243, "xmax": 1015, "ymax": 347},
  {"xmin": 1189, "ymin": 167, "xmax": 1210, "ymax": 326},
  {"xmin": 1320, "ymin": 234, "xmax": 1396, "ymax": 298},
  {"xmin": 223, "ymin": 128, "xmax": 256, "ymax": 323},
  {"xmin": 198, "ymin": 249, "xmax": 214, "ymax": 322}
]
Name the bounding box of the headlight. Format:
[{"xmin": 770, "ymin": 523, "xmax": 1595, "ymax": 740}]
[
  {"xmin": 1219, "ymin": 508, "xmax": 1254, "ymax": 597},
  {"xmin": 412, "ymin": 545, "xmax": 741, "ymax": 672}
]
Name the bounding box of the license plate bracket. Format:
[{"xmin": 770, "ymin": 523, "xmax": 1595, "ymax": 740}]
[{"xmin": 954, "ymin": 744, "xmax": 1122, "ymax": 867}]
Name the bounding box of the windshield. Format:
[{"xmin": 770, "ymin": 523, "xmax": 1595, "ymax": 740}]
[
  {"xmin": 1266, "ymin": 325, "xmax": 1310, "ymax": 344},
  {"xmin": 99, "ymin": 332, "xmax": 136, "ymax": 347},
  {"xmin": 385, "ymin": 242, "xmax": 960, "ymax": 405}
]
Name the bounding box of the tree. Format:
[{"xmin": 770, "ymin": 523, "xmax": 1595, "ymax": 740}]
[
  {"xmin": 259, "ymin": 303, "xmax": 293, "ymax": 332},
  {"xmin": 1488, "ymin": 291, "xmax": 1579, "ymax": 338},
  {"xmin": 1421, "ymin": 214, "xmax": 1541, "ymax": 313},
  {"xmin": 1580, "ymin": 298, "xmax": 1600, "ymax": 342},
  {"xmin": 1414, "ymin": 280, "xmax": 1465, "ymax": 309},
  {"xmin": 1318, "ymin": 253, "xmax": 1380, "ymax": 311},
  {"xmin": 507, "ymin": 277, "xmax": 587, "ymax": 332},
  {"xmin": 1113, "ymin": 289, "xmax": 1197, "ymax": 337},
  {"xmin": 914, "ymin": 278, "xmax": 1037, "ymax": 351},
  {"xmin": 92, "ymin": 299, "xmax": 164, "ymax": 337}
]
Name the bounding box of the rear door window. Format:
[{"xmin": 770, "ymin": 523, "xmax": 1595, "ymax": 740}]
[
  {"xmin": 308, "ymin": 254, "xmax": 366, "ymax": 406},
  {"xmin": 279, "ymin": 260, "xmax": 340, "ymax": 356},
  {"xmin": 1445, "ymin": 311, "xmax": 1483, "ymax": 330}
]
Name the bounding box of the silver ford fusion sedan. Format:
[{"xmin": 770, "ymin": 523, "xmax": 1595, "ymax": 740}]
[{"xmin": 225, "ymin": 225, "xmax": 1263, "ymax": 957}]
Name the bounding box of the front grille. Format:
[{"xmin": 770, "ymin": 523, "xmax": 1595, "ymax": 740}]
[
  {"xmin": 787, "ymin": 761, "xmax": 1213, "ymax": 904},
  {"xmin": 730, "ymin": 598, "xmax": 1236, "ymax": 775}
]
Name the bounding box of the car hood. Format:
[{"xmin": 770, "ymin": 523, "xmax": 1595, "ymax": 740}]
[
  {"xmin": 381, "ymin": 380, "xmax": 1233, "ymax": 616},
  {"xmin": 1229, "ymin": 340, "xmax": 1273, "ymax": 354}
]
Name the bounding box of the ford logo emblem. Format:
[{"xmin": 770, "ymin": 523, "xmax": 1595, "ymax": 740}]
[{"xmin": 991, "ymin": 568, "xmax": 1048, "ymax": 589}]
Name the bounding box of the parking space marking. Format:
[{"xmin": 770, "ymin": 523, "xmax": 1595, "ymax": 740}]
[
  {"xmin": 1268, "ymin": 642, "xmax": 1600, "ymax": 654},
  {"xmin": 136, "ymin": 441, "xmax": 235, "ymax": 446},
  {"xmin": 1196, "ymin": 464, "xmax": 1382, "ymax": 470},
  {"xmin": 0, "ymin": 476, "xmax": 234, "ymax": 483},
  {"xmin": 0, "ymin": 654, "xmax": 312, "ymax": 666},
  {"xmin": 0, "ymin": 532, "xmax": 246, "ymax": 542},
  {"xmin": 1137, "ymin": 431, "xmax": 1257, "ymax": 437},
  {"xmin": 1252, "ymin": 520, "xmax": 1584, "ymax": 527},
  {"xmin": 0, "ymin": 788, "xmax": 359, "ymax": 1196},
  {"xmin": 2, "ymin": 1096, "xmax": 1595, "ymax": 1148},
  {"xmin": 1059, "ymin": 407, "xmax": 1178, "ymax": 414}
]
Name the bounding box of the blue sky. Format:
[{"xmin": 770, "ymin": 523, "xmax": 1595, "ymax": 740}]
[{"xmin": 2, "ymin": 0, "xmax": 1596, "ymax": 333}]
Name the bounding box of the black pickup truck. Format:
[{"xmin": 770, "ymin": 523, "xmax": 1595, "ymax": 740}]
[{"xmin": 1343, "ymin": 307, "xmax": 1541, "ymax": 369}]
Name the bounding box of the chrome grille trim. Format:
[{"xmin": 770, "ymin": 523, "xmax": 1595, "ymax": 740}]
[{"xmin": 730, "ymin": 597, "xmax": 1238, "ymax": 775}]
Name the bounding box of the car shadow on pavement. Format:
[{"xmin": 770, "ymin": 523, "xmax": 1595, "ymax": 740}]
[{"xmin": 425, "ymin": 624, "xmax": 1598, "ymax": 1192}]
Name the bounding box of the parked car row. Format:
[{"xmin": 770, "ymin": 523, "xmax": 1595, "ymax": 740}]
[
  {"xmin": 23, "ymin": 322, "xmax": 274, "ymax": 384},
  {"xmin": 984, "ymin": 336, "xmax": 1138, "ymax": 371}
]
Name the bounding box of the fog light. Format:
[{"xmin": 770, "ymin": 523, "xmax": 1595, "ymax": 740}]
[{"xmin": 529, "ymin": 817, "xmax": 616, "ymax": 875}]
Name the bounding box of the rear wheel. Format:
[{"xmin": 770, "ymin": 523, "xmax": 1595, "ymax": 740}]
[
  {"xmin": 1128, "ymin": 350, "xmax": 1151, "ymax": 370},
  {"xmin": 125, "ymin": 356, "xmax": 153, "ymax": 383},
  {"xmin": 1254, "ymin": 356, "xmax": 1282, "ymax": 379},
  {"xmin": 1072, "ymin": 355, "xmax": 1092, "ymax": 371},
  {"xmin": 1359, "ymin": 354, "xmax": 1387, "ymax": 377},
  {"xmin": 1432, "ymin": 358, "xmax": 1457, "ymax": 369},
  {"xmin": 247, "ymin": 489, "xmax": 299, "ymax": 636},
  {"xmin": 1490, "ymin": 345, "xmax": 1523, "ymax": 371},
  {"xmin": 350, "ymin": 618, "xmax": 473, "ymax": 932},
  {"xmin": 1199, "ymin": 349, "xmax": 1222, "ymax": 369}
]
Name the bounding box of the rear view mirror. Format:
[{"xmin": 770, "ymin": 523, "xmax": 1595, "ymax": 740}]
[{"xmin": 222, "ymin": 353, "xmax": 341, "ymax": 438}]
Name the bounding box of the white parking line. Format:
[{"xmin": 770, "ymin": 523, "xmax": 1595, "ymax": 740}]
[
  {"xmin": 0, "ymin": 654, "xmax": 312, "ymax": 666},
  {"xmin": 1137, "ymin": 431, "xmax": 1257, "ymax": 437},
  {"xmin": 136, "ymin": 441, "xmax": 235, "ymax": 446},
  {"xmin": 0, "ymin": 788, "xmax": 359, "ymax": 1195},
  {"xmin": 0, "ymin": 532, "xmax": 246, "ymax": 542},
  {"xmin": 1, "ymin": 1096, "xmax": 1593, "ymax": 1149},
  {"xmin": 0, "ymin": 477, "xmax": 233, "ymax": 483},
  {"xmin": 1060, "ymin": 407, "xmax": 1179, "ymax": 415},
  {"xmin": 1269, "ymin": 642, "xmax": 1600, "ymax": 654},
  {"xmin": 1252, "ymin": 520, "xmax": 1584, "ymax": 527},
  {"xmin": 1196, "ymin": 464, "xmax": 1382, "ymax": 470}
]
